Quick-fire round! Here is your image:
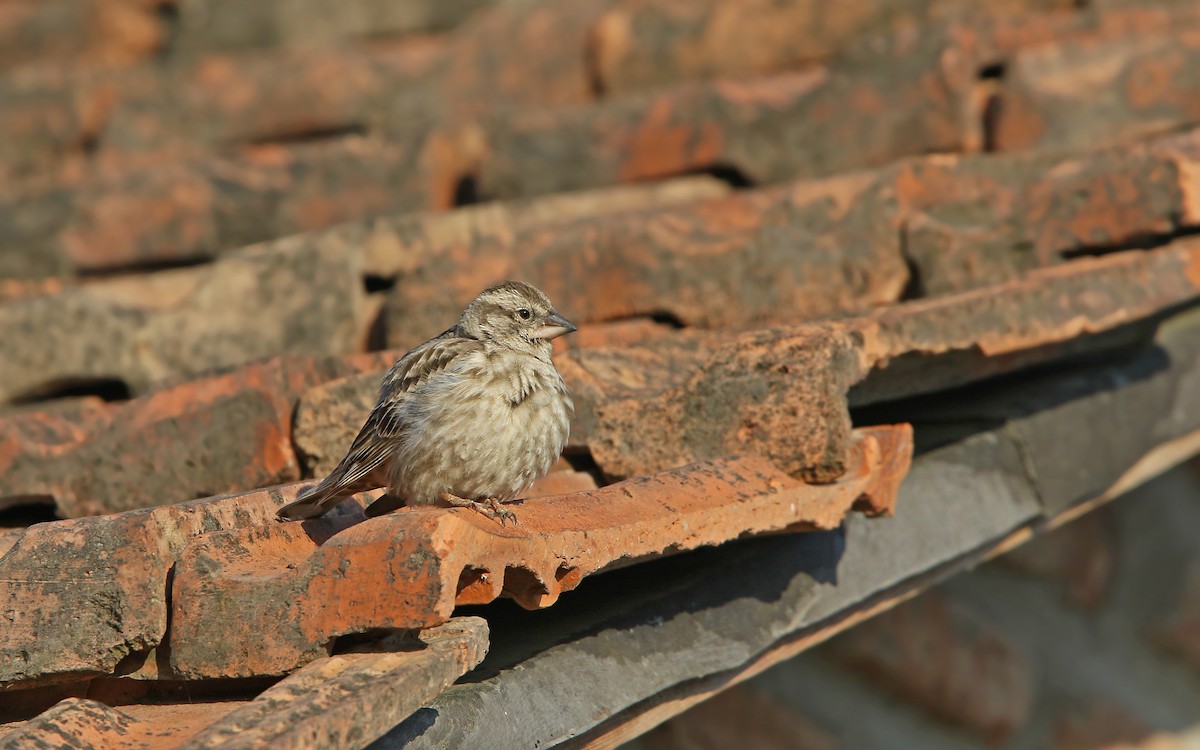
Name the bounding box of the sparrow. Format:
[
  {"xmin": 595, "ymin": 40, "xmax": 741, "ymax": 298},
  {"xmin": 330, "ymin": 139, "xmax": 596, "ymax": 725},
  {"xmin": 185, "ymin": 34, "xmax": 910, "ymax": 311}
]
[{"xmin": 277, "ymin": 281, "xmax": 576, "ymax": 524}]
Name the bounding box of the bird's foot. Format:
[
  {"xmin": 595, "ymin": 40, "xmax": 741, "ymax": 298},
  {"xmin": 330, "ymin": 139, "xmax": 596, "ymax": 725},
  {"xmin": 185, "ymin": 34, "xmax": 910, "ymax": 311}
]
[{"xmin": 439, "ymin": 492, "xmax": 518, "ymax": 526}]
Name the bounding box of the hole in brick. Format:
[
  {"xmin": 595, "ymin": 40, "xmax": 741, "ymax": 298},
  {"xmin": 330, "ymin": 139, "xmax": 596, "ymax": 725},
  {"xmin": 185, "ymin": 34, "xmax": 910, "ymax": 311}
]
[
  {"xmin": 9, "ymin": 377, "xmax": 132, "ymax": 405},
  {"xmin": 247, "ymin": 124, "xmax": 369, "ymax": 147},
  {"xmin": 154, "ymin": 2, "xmax": 182, "ymax": 59},
  {"xmin": 979, "ymin": 62, "xmax": 1007, "ymax": 80},
  {"xmin": 647, "ymin": 310, "xmax": 686, "ymax": 328},
  {"xmin": 363, "ymin": 274, "xmax": 396, "ymax": 293},
  {"xmin": 0, "ymin": 499, "xmax": 58, "ymax": 527},
  {"xmin": 897, "ymin": 226, "xmax": 925, "ymax": 301},
  {"xmin": 594, "ymin": 310, "xmax": 686, "ymax": 329},
  {"xmin": 555, "ymin": 564, "xmax": 582, "ymax": 590},
  {"xmin": 1059, "ymin": 226, "xmax": 1200, "ymax": 260},
  {"xmin": 977, "ymin": 63, "xmax": 1007, "ymax": 153},
  {"xmin": 86, "ymin": 676, "xmax": 278, "ymax": 708},
  {"xmin": 331, "ymin": 628, "xmax": 423, "ymax": 655},
  {"xmin": 112, "ymin": 648, "xmax": 155, "ymax": 677},
  {"xmin": 78, "ymin": 131, "xmax": 101, "ymax": 157},
  {"xmin": 583, "ymin": 25, "xmax": 607, "ymax": 98},
  {"xmin": 76, "ymin": 256, "xmax": 211, "ymax": 280},
  {"xmin": 0, "ymin": 681, "xmax": 93, "ymax": 724},
  {"xmin": 502, "ymin": 566, "xmax": 550, "ymax": 605},
  {"xmin": 452, "ymin": 174, "xmax": 484, "ymax": 206},
  {"xmin": 688, "ymin": 163, "xmax": 754, "ymax": 189},
  {"xmin": 457, "ymin": 566, "xmax": 495, "ymax": 603}
]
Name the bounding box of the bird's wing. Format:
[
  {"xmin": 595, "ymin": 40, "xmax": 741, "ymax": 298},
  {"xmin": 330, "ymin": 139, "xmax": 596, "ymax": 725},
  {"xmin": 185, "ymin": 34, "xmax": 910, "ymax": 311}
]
[{"xmin": 287, "ymin": 330, "xmax": 481, "ymax": 511}]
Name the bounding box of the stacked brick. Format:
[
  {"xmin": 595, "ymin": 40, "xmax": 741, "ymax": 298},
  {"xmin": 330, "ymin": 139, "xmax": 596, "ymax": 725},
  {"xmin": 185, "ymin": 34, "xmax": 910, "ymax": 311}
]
[{"xmin": 4, "ymin": 0, "xmax": 1200, "ymax": 747}]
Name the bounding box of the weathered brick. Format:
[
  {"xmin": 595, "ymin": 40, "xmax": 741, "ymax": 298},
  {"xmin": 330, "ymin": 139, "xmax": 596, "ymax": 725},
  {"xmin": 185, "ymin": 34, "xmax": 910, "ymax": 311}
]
[
  {"xmin": 433, "ymin": 0, "xmax": 611, "ymax": 119},
  {"xmin": 0, "ymin": 698, "xmax": 163, "ymax": 750},
  {"xmin": 848, "ymin": 239, "xmax": 1200, "ymax": 404},
  {"xmin": 0, "ymin": 136, "xmax": 440, "ymax": 279},
  {"xmin": 169, "ymin": 426, "xmax": 910, "ymax": 678},
  {"xmin": 590, "ymin": 326, "xmax": 862, "ymax": 482},
  {"xmin": 183, "ymin": 617, "xmax": 488, "ymax": 750},
  {"xmin": 306, "ymin": 243, "xmax": 1200, "ymax": 486},
  {"xmin": 0, "ymin": 277, "xmax": 68, "ymax": 303},
  {"xmin": 895, "ymin": 146, "xmax": 1190, "ymax": 293},
  {"xmin": 555, "ymin": 318, "xmax": 678, "ymax": 353},
  {"xmin": 167, "ymin": 0, "xmax": 487, "ymax": 58},
  {"xmin": 586, "ymin": 238, "xmax": 1200, "ymax": 475},
  {"xmin": 526, "ymin": 469, "xmax": 599, "ymax": 497},
  {"xmin": 357, "ymin": 174, "xmax": 728, "ymax": 278},
  {"xmin": 0, "ymin": 352, "xmax": 393, "ymax": 517},
  {"xmin": 0, "ymin": 528, "xmax": 23, "ymax": 559},
  {"xmin": 588, "ymin": 0, "xmax": 1078, "ymax": 97},
  {"xmin": 474, "ymin": 55, "xmax": 963, "ymax": 198},
  {"xmin": 0, "ymin": 399, "xmax": 114, "ymax": 513},
  {"xmin": 0, "ymin": 0, "xmax": 163, "ymax": 73},
  {"xmin": 109, "ymin": 45, "xmax": 440, "ymax": 154},
  {"xmin": 0, "ymin": 239, "xmax": 368, "ymax": 404},
  {"xmin": 386, "ymin": 173, "xmax": 907, "ymax": 348},
  {"xmin": 0, "ymin": 43, "xmax": 441, "ymax": 181},
  {"xmin": 829, "ymin": 590, "xmax": 1034, "ymax": 741},
  {"xmin": 991, "ymin": 12, "xmax": 1200, "ymax": 153},
  {"xmin": 0, "ymin": 483, "xmax": 374, "ymax": 687},
  {"xmin": 0, "ymin": 619, "xmax": 485, "ymax": 749},
  {"xmin": 291, "ymin": 372, "xmax": 384, "ymax": 480}
]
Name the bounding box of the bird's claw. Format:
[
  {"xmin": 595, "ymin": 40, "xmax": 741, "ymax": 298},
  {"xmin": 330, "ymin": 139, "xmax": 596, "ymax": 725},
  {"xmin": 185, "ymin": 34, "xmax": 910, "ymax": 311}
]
[
  {"xmin": 485, "ymin": 498, "xmax": 518, "ymax": 526},
  {"xmin": 439, "ymin": 492, "xmax": 519, "ymax": 526}
]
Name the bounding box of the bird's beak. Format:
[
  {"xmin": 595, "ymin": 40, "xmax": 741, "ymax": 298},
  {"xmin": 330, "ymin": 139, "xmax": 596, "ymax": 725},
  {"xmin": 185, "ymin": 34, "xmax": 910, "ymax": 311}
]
[{"xmin": 534, "ymin": 310, "xmax": 578, "ymax": 340}]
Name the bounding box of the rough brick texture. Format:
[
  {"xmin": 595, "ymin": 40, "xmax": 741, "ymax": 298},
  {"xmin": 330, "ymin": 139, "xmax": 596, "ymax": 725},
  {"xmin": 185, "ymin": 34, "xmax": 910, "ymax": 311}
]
[
  {"xmin": 0, "ymin": 483, "xmax": 367, "ymax": 687},
  {"xmin": 991, "ymin": 12, "xmax": 1200, "ymax": 153},
  {"xmin": 474, "ymin": 61, "xmax": 961, "ymax": 199},
  {"xmin": 169, "ymin": 427, "xmax": 909, "ymax": 678},
  {"xmin": 0, "ymin": 43, "xmax": 441, "ymax": 182},
  {"xmin": 0, "ymin": 137, "xmax": 439, "ymax": 279},
  {"xmin": 183, "ymin": 617, "xmax": 489, "ymax": 750},
  {"xmin": 167, "ymin": 0, "xmax": 488, "ymax": 58},
  {"xmin": 0, "ymin": 0, "xmax": 163, "ymax": 73},
  {"xmin": 0, "ymin": 241, "xmax": 367, "ymax": 404},
  {"xmin": 303, "ymin": 325, "xmax": 864, "ymax": 484},
  {"xmin": 386, "ymin": 173, "xmax": 907, "ymax": 348},
  {"xmin": 0, "ymin": 352, "xmax": 393, "ymax": 517}
]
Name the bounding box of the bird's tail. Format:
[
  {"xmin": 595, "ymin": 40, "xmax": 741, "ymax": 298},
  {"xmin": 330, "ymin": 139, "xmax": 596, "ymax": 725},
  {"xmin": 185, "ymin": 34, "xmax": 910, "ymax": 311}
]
[{"xmin": 277, "ymin": 478, "xmax": 349, "ymax": 520}]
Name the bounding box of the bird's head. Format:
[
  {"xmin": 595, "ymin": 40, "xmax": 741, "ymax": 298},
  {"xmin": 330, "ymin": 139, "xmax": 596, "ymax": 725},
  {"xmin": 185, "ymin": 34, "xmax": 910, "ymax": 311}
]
[{"xmin": 458, "ymin": 281, "xmax": 577, "ymax": 352}]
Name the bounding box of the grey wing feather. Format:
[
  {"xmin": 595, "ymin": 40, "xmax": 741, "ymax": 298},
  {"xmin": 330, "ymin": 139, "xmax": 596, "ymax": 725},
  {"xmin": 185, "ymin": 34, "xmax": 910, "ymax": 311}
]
[{"xmin": 277, "ymin": 329, "xmax": 479, "ymax": 519}]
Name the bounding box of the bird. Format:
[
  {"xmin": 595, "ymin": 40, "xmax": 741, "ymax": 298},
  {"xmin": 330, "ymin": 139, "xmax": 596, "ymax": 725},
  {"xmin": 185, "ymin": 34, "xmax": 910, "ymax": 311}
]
[{"xmin": 277, "ymin": 281, "xmax": 577, "ymax": 524}]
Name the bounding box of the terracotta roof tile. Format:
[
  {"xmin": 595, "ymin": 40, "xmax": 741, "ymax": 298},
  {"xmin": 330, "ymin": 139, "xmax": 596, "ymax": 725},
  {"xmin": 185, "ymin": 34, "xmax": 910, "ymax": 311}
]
[
  {"xmin": 167, "ymin": 426, "xmax": 909, "ymax": 679},
  {"xmin": 0, "ymin": 352, "xmax": 394, "ymax": 517},
  {"xmin": 0, "ymin": 241, "xmax": 368, "ymax": 403},
  {"xmin": 4, "ymin": 0, "xmax": 1200, "ymax": 746}
]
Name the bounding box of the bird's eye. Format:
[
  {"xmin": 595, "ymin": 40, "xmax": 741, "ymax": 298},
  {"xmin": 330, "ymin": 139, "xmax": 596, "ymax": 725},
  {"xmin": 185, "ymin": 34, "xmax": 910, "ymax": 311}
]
[{"xmin": 517, "ymin": 308, "xmax": 532, "ymax": 320}]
